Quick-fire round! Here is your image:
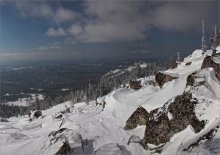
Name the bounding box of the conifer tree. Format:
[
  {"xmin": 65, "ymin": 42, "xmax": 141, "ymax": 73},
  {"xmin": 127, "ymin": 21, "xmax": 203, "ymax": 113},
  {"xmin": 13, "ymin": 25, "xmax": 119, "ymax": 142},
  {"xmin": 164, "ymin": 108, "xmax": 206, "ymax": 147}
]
[
  {"xmin": 201, "ymin": 20, "xmax": 207, "ymax": 53},
  {"xmin": 176, "ymin": 51, "xmax": 181, "ymax": 64}
]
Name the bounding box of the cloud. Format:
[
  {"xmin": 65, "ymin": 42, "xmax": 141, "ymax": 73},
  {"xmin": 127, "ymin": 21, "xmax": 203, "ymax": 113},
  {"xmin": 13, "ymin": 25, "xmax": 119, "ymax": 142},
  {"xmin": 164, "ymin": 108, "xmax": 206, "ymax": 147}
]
[
  {"xmin": 15, "ymin": 1, "xmax": 53, "ymax": 18},
  {"xmin": 63, "ymin": 37, "xmax": 76, "ymax": 44},
  {"xmin": 69, "ymin": 0, "xmax": 149, "ymax": 42},
  {"xmin": 149, "ymin": 1, "xmax": 219, "ymax": 31},
  {"xmin": 0, "ymin": 51, "xmax": 39, "ymax": 61},
  {"xmin": 46, "ymin": 27, "xmax": 66, "ymax": 37},
  {"xmin": 11, "ymin": 0, "xmax": 220, "ymax": 43},
  {"xmin": 14, "ymin": 1, "xmax": 79, "ymax": 23},
  {"xmin": 55, "ymin": 7, "xmax": 79, "ymax": 23},
  {"xmin": 38, "ymin": 42, "xmax": 61, "ymax": 50},
  {"xmin": 61, "ymin": 0, "xmax": 218, "ymax": 43}
]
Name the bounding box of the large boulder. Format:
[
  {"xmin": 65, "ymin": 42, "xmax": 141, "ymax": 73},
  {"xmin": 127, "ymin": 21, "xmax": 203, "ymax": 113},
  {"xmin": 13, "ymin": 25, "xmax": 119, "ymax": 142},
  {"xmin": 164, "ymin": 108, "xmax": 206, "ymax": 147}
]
[
  {"xmin": 168, "ymin": 93, "xmax": 205, "ymax": 133},
  {"xmin": 141, "ymin": 93, "xmax": 205, "ymax": 149},
  {"xmin": 129, "ymin": 80, "xmax": 142, "ymax": 90},
  {"xmin": 155, "ymin": 72, "xmax": 176, "ymax": 88},
  {"xmin": 30, "ymin": 110, "xmax": 42, "ymax": 119},
  {"xmin": 48, "ymin": 128, "xmax": 71, "ymax": 155},
  {"xmin": 125, "ymin": 106, "xmax": 149, "ymax": 130},
  {"xmin": 143, "ymin": 112, "xmax": 170, "ymax": 145},
  {"xmin": 201, "ymin": 56, "xmax": 220, "ymax": 80},
  {"xmin": 0, "ymin": 117, "xmax": 9, "ymax": 122},
  {"xmin": 55, "ymin": 139, "xmax": 71, "ymax": 155}
]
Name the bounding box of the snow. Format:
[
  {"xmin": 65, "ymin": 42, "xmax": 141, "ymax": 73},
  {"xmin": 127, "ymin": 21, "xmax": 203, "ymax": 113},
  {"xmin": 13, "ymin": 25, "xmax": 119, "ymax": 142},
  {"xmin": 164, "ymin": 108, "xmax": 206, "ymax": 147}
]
[
  {"xmin": 104, "ymin": 62, "xmax": 147, "ymax": 77},
  {"xmin": 216, "ymin": 46, "xmax": 220, "ymax": 53},
  {"xmin": 61, "ymin": 88, "xmax": 69, "ymax": 91},
  {"xmin": 0, "ymin": 48, "xmax": 220, "ymax": 155},
  {"xmin": 10, "ymin": 67, "xmax": 33, "ymax": 71},
  {"xmin": 167, "ymin": 112, "xmax": 173, "ymax": 121},
  {"xmin": 4, "ymin": 94, "xmax": 44, "ymax": 107}
]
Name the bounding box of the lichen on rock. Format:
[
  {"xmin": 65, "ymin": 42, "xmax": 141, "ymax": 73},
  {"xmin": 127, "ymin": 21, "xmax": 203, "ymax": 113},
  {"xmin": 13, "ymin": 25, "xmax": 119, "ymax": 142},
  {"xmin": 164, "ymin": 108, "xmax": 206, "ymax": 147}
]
[
  {"xmin": 125, "ymin": 106, "xmax": 149, "ymax": 130},
  {"xmin": 141, "ymin": 93, "xmax": 205, "ymax": 150},
  {"xmin": 129, "ymin": 80, "xmax": 142, "ymax": 90}
]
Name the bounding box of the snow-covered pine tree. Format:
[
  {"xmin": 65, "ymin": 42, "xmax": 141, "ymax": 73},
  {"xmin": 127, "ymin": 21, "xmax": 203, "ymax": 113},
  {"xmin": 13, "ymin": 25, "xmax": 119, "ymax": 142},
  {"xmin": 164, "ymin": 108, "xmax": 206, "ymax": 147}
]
[
  {"xmin": 176, "ymin": 50, "xmax": 181, "ymax": 64},
  {"xmin": 0, "ymin": 69, "xmax": 1, "ymax": 104},
  {"xmin": 69, "ymin": 91, "xmax": 76, "ymax": 107},
  {"xmin": 215, "ymin": 25, "xmax": 217, "ymax": 36},
  {"xmin": 85, "ymin": 80, "xmax": 91, "ymax": 105},
  {"xmin": 85, "ymin": 87, "xmax": 89, "ymax": 105},
  {"xmin": 201, "ymin": 20, "xmax": 207, "ymax": 53},
  {"xmin": 153, "ymin": 61, "xmax": 157, "ymax": 75},
  {"xmin": 210, "ymin": 26, "xmax": 220, "ymax": 54},
  {"xmin": 99, "ymin": 80, "xmax": 103, "ymax": 97}
]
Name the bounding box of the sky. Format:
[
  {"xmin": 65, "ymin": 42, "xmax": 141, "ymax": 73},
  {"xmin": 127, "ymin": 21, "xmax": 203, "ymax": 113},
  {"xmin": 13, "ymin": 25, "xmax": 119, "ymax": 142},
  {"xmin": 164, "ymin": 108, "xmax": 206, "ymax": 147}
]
[{"xmin": 0, "ymin": 0, "xmax": 219, "ymax": 62}]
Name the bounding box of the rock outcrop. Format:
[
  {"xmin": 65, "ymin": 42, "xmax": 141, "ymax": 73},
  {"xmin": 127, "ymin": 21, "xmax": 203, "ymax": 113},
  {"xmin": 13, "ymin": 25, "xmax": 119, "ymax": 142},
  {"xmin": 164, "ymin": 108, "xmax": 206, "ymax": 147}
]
[
  {"xmin": 55, "ymin": 140, "xmax": 71, "ymax": 155},
  {"xmin": 125, "ymin": 106, "xmax": 149, "ymax": 130},
  {"xmin": 32, "ymin": 110, "xmax": 42, "ymax": 119},
  {"xmin": 185, "ymin": 62, "xmax": 192, "ymax": 66},
  {"xmin": 141, "ymin": 93, "xmax": 205, "ymax": 149},
  {"xmin": 143, "ymin": 112, "xmax": 170, "ymax": 146},
  {"xmin": 48, "ymin": 128, "xmax": 71, "ymax": 155},
  {"xmin": 46, "ymin": 128, "xmax": 85, "ymax": 155},
  {"xmin": 129, "ymin": 80, "xmax": 142, "ymax": 90},
  {"xmin": 155, "ymin": 72, "xmax": 176, "ymax": 88},
  {"xmin": 168, "ymin": 93, "xmax": 205, "ymax": 133},
  {"xmin": 186, "ymin": 73, "xmax": 197, "ymax": 86},
  {"xmin": 201, "ymin": 56, "xmax": 220, "ymax": 80}
]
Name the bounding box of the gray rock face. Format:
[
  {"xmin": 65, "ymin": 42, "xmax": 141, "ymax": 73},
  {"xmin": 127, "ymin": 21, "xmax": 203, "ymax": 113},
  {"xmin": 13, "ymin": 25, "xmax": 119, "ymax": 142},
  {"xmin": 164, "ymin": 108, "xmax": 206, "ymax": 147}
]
[
  {"xmin": 48, "ymin": 128, "xmax": 71, "ymax": 155},
  {"xmin": 47, "ymin": 128, "xmax": 85, "ymax": 155},
  {"xmin": 155, "ymin": 72, "xmax": 176, "ymax": 88},
  {"xmin": 125, "ymin": 106, "xmax": 149, "ymax": 130},
  {"xmin": 201, "ymin": 56, "xmax": 220, "ymax": 80}
]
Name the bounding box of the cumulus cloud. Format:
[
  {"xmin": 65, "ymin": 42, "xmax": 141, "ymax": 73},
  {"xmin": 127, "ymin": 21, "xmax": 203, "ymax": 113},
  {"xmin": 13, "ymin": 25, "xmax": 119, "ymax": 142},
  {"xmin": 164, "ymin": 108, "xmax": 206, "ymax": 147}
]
[{"xmin": 46, "ymin": 27, "xmax": 66, "ymax": 37}]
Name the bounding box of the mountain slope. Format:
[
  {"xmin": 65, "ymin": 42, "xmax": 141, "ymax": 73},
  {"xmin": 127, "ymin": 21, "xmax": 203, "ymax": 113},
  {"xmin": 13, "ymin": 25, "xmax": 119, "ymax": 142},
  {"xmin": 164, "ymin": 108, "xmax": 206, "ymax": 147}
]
[{"xmin": 0, "ymin": 47, "xmax": 220, "ymax": 155}]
